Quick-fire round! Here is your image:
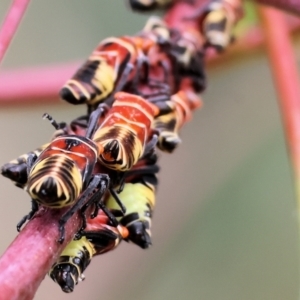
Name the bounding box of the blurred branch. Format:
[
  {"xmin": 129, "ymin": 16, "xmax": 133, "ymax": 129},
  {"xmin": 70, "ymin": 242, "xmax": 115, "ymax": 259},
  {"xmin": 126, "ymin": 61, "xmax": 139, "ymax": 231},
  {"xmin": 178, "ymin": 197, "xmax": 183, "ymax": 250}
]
[
  {"xmin": 253, "ymin": 0, "xmax": 300, "ymax": 16},
  {"xmin": 257, "ymin": 9, "xmax": 300, "ymax": 296},
  {"xmin": 258, "ymin": 7, "xmax": 300, "ymax": 199},
  {"xmin": 0, "ymin": 0, "xmax": 30, "ymax": 66},
  {"xmin": 0, "ymin": 16, "xmax": 299, "ymax": 104}
]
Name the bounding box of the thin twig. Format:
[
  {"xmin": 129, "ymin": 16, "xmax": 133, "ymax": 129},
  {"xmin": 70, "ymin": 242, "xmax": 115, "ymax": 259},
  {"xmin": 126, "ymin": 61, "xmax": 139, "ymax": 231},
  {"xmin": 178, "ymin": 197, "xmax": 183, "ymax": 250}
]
[
  {"xmin": 0, "ymin": 0, "xmax": 30, "ymax": 66},
  {"xmin": 0, "ymin": 16, "xmax": 300, "ymax": 103}
]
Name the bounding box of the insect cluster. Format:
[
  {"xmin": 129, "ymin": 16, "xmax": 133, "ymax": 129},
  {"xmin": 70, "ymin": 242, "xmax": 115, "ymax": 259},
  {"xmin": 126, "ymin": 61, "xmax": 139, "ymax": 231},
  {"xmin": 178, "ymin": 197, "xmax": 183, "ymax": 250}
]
[{"xmin": 1, "ymin": 0, "xmax": 243, "ymax": 294}]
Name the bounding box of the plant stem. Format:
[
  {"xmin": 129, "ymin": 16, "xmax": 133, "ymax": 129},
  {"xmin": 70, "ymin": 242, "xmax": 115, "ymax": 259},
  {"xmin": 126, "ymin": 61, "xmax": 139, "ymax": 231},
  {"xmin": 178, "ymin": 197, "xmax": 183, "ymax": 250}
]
[
  {"xmin": 0, "ymin": 207, "xmax": 82, "ymax": 299},
  {"xmin": 258, "ymin": 7, "xmax": 300, "ymax": 297},
  {"xmin": 0, "ymin": 0, "xmax": 30, "ymax": 66},
  {"xmin": 258, "ymin": 7, "xmax": 300, "ymax": 204}
]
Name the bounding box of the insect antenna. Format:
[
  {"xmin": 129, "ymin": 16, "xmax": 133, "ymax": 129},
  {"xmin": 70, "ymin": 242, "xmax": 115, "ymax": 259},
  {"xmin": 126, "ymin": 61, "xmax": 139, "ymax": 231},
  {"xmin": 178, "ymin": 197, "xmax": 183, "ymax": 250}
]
[{"xmin": 42, "ymin": 113, "xmax": 66, "ymax": 130}]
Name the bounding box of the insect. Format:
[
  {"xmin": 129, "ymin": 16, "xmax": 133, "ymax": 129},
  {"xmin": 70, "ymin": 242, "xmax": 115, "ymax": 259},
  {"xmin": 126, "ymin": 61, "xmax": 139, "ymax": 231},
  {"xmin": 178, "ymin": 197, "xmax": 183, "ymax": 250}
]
[
  {"xmin": 1, "ymin": 92, "xmax": 158, "ymax": 243},
  {"xmin": 129, "ymin": 0, "xmax": 243, "ymax": 51},
  {"xmin": 183, "ymin": 0, "xmax": 244, "ymax": 51},
  {"xmin": 154, "ymin": 78, "xmax": 202, "ymax": 152},
  {"xmin": 60, "ymin": 17, "xmax": 172, "ymax": 112},
  {"xmin": 49, "ymin": 210, "xmax": 129, "ymax": 293},
  {"xmin": 135, "ymin": 27, "xmax": 205, "ymax": 153},
  {"xmin": 49, "ymin": 150, "xmax": 159, "ymax": 292},
  {"xmin": 92, "ymin": 91, "xmax": 159, "ymax": 171},
  {"xmin": 5, "ymin": 113, "xmax": 122, "ymax": 243},
  {"xmin": 105, "ymin": 150, "xmax": 158, "ymax": 249}
]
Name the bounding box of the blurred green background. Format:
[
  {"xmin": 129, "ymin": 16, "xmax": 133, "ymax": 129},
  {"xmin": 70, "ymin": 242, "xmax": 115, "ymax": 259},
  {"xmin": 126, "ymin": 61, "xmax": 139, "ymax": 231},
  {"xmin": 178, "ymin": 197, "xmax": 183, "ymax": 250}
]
[{"xmin": 0, "ymin": 1, "xmax": 299, "ymax": 299}]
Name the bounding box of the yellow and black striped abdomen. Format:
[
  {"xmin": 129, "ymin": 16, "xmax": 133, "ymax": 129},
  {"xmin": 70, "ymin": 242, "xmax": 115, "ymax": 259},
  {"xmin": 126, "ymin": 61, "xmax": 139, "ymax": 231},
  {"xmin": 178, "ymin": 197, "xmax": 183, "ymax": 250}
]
[
  {"xmin": 1, "ymin": 144, "xmax": 48, "ymax": 189},
  {"xmin": 49, "ymin": 237, "xmax": 95, "ymax": 293},
  {"xmin": 60, "ymin": 57, "xmax": 115, "ymax": 106},
  {"xmin": 106, "ymin": 182, "xmax": 155, "ymax": 249},
  {"xmin": 154, "ymin": 112, "xmax": 182, "ymax": 153},
  {"xmin": 94, "ymin": 125, "xmax": 143, "ymax": 172},
  {"xmin": 27, "ymin": 154, "xmax": 83, "ymax": 208}
]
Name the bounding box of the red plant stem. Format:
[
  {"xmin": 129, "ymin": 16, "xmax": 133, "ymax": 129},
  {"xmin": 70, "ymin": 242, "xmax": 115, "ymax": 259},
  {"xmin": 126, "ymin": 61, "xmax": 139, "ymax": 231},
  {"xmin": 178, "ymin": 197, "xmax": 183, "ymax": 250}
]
[
  {"xmin": 0, "ymin": 207, "xmax": 83, "ymax": 300},
  {"xmin": 0, "ymin": 0, "xmax": 30, "ymax": 66},
  {"xmin": 258, "ymin": 8, "xmax": 300, "ymax": 204}
]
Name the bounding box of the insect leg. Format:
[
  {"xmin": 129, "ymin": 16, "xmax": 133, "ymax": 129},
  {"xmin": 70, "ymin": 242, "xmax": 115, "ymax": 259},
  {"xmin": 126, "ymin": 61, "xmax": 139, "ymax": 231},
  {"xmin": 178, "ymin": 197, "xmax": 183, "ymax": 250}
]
[
  {"xmin": 57, "ymin": 174, "xmax": 110, "ymax": 243},
  {"xmin": 16, "ymin": 200, "xmax": 39, "ymax": 231},
  {"xmin": 85, "ymin": 104, "xmax": 109, "ymax": 139},
  {"xmin": 75, "ymin": 185, "xmax": 121, "ymax": 238},
  {"xmin": 142, "ymin": 133, "xmax": 158, "ymax": 157},
  {"xmin": 109, "ymin": 187, "xmax": 126, "ymax": 214}
]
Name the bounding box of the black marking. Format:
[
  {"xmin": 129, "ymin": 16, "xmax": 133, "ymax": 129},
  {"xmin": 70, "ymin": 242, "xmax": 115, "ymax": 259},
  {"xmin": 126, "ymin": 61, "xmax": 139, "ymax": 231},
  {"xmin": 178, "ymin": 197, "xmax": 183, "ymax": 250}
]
[
  {"xmin": 65, "ymin": 138, "xmax": 80, "ymax": 150},
  {"xmin": 206, "ymin": 18, "xmax": 227, "ymax": 32}
]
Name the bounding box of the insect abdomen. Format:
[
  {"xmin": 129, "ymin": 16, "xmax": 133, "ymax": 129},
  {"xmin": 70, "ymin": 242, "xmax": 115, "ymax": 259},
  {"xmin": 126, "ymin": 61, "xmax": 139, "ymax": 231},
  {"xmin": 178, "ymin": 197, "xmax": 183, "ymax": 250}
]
[
  {"xmin": 106, "ymin": 182, "xmax": 155, "ymax": 249},
  {"xmin": 27, "ymin": 154, "xmax": 83, "ymax": 208},
  {"xmin": 93, "ymin": 92, "xmax": 158, "ymax": 171},
  {"xmin": 49, "ymin": 237, "xmax": 95, "ymax": 293},
  {"xmin": 1, "ymin": 145, "xmax": 48, "ymax": 188}
]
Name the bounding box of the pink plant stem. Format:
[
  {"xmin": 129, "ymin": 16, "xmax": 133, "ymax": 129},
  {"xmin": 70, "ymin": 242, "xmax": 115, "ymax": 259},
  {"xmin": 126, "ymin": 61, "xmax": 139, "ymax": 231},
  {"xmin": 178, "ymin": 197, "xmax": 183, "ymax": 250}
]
[
  {"xmin": 0, "ymin": 207, "xmax": 83, "ymax": 299},
  {"xmin": 0, "ymin": 0, "xmax": 30, "ymax": 65},
  {"xmin": 254, "ymin": 0, "xmax": 300, "ymax": 16},
  {"xmin": 258, "ymin": 8, "xmax": 300, "ymax": 212}
]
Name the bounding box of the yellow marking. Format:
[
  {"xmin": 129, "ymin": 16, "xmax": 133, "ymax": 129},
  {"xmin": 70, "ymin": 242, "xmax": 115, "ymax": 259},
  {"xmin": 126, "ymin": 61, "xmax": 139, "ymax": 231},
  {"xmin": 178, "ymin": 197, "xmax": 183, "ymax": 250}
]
[
  {"xmin": 106, "ymin": 183, "xmax": 155, "ymax": 225},
  {"xmin": 171, "ymin": 94, "xmax": 191, "ymax": 121},
  {"xmin": 27, "ymin": 155, "xmax": 83, "ymax": 207},
  {"xmin": 138, "ymin": 0, "xmax": 153, "ymax": 5},
  {"xmin": 99, "ymin": 37, "xmax": 137, "ymax": 57},
  {"xmin": 89, "ymin": 63, "xmax": 115, "ymax": 104},
  {"xmin": 95, "ymin": 126, "xmax": 143, "ymax": 171},
  {"xmin": 91, "ymin": 50, "xmax": 120, "ymax": 80},
  {"xmin": 63, "ymin": 79, "xmax": 90, "ymax": 101},
  {"xmin": 95, "ymin": 120, "xmax": 146, "ymax": 155},
  {"xmin": 143, "ymin": 16, "xmax": 170, "ymax": 41},
  {"xmin": 61, "ymin": 236, "xmax": 96, "ymax": 257}
]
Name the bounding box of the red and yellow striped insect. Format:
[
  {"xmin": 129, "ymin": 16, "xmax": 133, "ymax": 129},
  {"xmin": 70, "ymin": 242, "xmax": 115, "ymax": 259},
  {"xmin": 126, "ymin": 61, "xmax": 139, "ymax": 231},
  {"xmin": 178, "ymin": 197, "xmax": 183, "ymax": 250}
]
[
  {"xmin": 92, "ymin": 91, "xmax": 159, "ymax": 171},
  {"xmin": 183, "ymin": 0, "xmax": 244, "ymax": 51},
  {"xmin": 1, "ymin": 92, "xmax": 158, "ymax": 243},
  {"xmin": 49, "ymin": 150, "xmax": 159, "ymax": 292},
  {"xmin": 154, "ymin": 78, "xmax": 202, "ymax": 152},
  {"xmin": 50, "ymin": 210, "xmax": 129, "ymax": 293},
  {"xmin": 60, "ymin": 17, "xmax": 171, "ymax": 111}
]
